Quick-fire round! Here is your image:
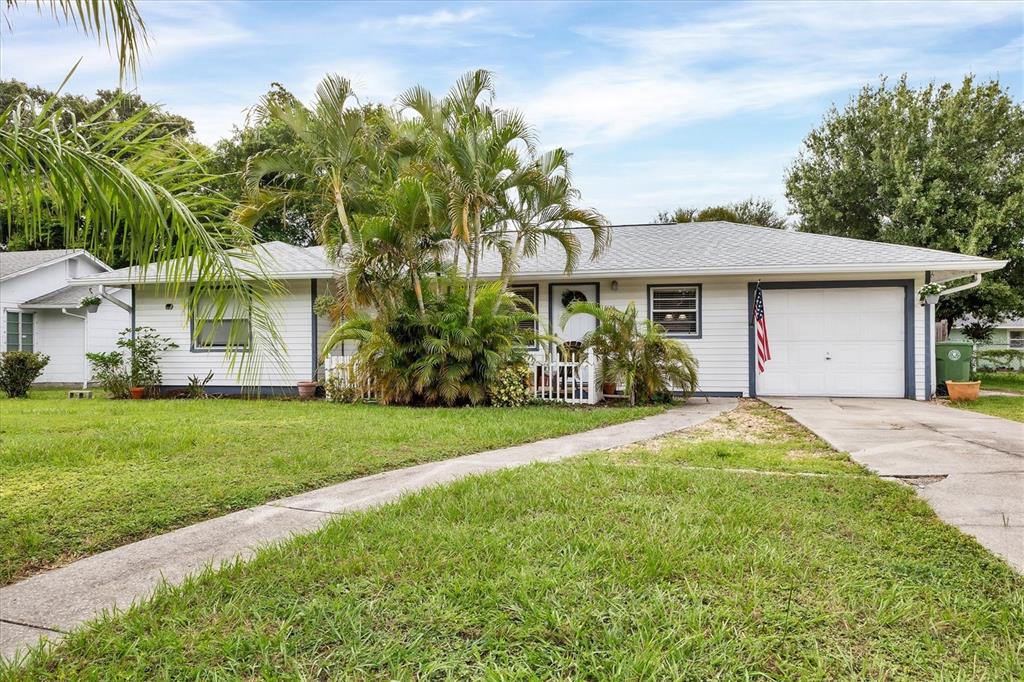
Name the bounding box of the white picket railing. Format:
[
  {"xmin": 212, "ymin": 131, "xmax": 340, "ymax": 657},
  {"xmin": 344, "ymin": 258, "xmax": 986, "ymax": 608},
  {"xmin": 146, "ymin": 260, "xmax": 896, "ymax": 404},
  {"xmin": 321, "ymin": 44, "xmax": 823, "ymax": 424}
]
[
  {"xmin": 529, "ymin": 346, "xmax": 601, "ymax": 405},
  {"xmin": 324, "ymin": 347, "xmax": 601, "ymax": 405},
  {"xmin": 323, "ymin": 355, "xmax": 376, "ymax": 401}
]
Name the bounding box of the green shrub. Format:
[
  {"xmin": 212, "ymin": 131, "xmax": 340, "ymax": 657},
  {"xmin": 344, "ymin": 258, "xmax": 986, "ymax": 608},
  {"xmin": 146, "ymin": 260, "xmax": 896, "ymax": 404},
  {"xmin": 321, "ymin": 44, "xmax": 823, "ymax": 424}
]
[
  {"xmin": 321, "ymin": 278, "xmax": 540, "ymax": 406},
  {"xmin": 117, "ymin": 327, "xmax": 177, "ymax": 389},
  {"xmin": 324, "ymin": 371, "xmax": 361, "ymax": 403},
  {"xmin": 489, "ymin": 364, "xmax": 532, "ymax": 407},
  {"xmin": 0, "ymin": 351, "xmax": 50, "ymax": 398},
  {"xmin": 86, "ymin": 351, "xmax": 131, "ymax": 399}
]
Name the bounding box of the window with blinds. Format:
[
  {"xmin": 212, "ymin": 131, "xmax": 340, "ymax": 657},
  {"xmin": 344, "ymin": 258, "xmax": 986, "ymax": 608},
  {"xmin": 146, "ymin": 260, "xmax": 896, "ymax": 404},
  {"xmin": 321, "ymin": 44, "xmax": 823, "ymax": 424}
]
[
  {"xmin": 190, "ymin": 293, "xmax": 251, "ymax": 350},
  {"xmin": 648, "ymin": 285, "xmax": 700, "ymax": 337}
]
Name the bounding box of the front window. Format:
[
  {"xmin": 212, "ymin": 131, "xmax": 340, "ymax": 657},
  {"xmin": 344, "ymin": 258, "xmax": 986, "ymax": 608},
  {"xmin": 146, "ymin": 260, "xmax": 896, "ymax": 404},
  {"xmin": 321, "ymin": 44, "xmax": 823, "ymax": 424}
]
[
  {"xmin": 5, "ymin": 311, "xmax": 34, "ymax": 352},
  {"xmin": 191, "ymin": 293, "xmax": 250, "ymax": 350},
  {"xmin": 508, "ymin": 284, "xmax": 539, "ymax": 347},
  {"xmin": 649, "ymin": 285, "xmax": 700, "ymax": 337},
  {"xmin": 1010, "ymin": 331, "xmax": 1023, "ymax": 349}
]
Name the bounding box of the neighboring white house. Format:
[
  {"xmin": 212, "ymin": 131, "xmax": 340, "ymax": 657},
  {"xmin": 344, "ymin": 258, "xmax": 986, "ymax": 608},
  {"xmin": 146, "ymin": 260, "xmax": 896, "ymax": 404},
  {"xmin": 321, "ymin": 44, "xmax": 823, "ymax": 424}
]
[
  {"xmin": 950, "ymin": 317, "xmax": 1024, "ymax": 370},
  {"xmin": 74, "ymin": 222, "xmax": 1007, "ymax": 400},
  {"xmin": 1, "ymin": 249, "xmax": 131, "ymax": 385}
]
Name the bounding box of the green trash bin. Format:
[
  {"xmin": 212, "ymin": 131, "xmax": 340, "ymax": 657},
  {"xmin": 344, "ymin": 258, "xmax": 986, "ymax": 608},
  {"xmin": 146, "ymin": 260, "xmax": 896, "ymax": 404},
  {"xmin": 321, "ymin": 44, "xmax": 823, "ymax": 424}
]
[{"xmin": 936, "ymin": 341, "xmax": 972, "ymax": 388}]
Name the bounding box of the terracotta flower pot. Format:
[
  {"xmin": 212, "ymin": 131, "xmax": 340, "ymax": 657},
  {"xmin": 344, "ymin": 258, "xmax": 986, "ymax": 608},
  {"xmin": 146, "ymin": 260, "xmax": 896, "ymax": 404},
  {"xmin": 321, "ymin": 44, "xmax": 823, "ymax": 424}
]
[
  {"xmin": 297, "ymin": 380, "xmax": 319, "ymax": 400},
  {"xmin": 602, "ymin": 381, "xmax": 618, "ymax": 396},
  {"xmin": 946, "ymin": 380, "xmax": 981, "ymax": 402},
  {"xmin": 129, "ymin": 387, "xmax": 146, "ymax": 400}
]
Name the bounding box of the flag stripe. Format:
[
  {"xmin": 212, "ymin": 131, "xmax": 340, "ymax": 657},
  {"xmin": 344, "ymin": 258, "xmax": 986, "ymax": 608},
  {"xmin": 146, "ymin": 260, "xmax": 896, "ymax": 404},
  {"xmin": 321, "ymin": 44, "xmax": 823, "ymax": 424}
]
[{"xmin": 753, "ymin": 285, "xmax": 771, "ymax": 374}]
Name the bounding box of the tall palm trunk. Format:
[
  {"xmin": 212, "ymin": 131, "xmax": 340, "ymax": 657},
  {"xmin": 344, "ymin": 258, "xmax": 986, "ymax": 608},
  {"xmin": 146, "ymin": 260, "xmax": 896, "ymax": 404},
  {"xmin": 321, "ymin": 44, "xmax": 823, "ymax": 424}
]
[
  {"xmin": 466, "ymin": 206, "xmax": 482, "ymax": 324},
  {"xmin": 411, "ymin": 269, "xmax": 426, "ymax": 315},
  {"xmin": 331, "ymin": 173, "xmax": 355, "ymax": 247}
]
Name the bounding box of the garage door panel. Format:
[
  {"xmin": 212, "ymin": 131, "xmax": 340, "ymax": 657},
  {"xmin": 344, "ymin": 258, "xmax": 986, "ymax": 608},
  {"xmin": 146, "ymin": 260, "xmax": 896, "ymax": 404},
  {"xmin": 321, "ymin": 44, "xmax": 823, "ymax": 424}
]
[{"xmin": 757, "ymin": 287, "xmax": 905, "ymax": 398}]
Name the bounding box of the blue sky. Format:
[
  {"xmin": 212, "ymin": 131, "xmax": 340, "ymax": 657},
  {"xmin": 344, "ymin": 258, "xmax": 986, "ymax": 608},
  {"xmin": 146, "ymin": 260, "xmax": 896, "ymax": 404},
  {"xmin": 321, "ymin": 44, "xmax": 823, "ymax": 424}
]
[{"xmin": 3, "ymin": 0, "xmax": 1021, "ymax": 223}]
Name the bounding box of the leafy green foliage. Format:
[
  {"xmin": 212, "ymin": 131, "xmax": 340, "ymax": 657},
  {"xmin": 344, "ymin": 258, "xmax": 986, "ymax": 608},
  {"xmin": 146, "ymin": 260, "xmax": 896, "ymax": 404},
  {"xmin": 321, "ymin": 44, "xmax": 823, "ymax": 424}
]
[
  {"xmin": 85, "ymin": 351, "xmax": 131, "ymax": 399},
  {"xmin": 488, "ymin": 364, "xmax": 532, "ymax": 407},
  {"xmin": 118, "ymin": 327, "xmax": 177, "ymax": 388},
  {"xmin": 323, "ymin": 279, "xmax": 540, "ymax": 406},
  {"xmin": 0, "ymin": 351, "xmax": 49, "ymax": 397},
  {"xmin": 562, "ymin": 301, "xmax": 699, "ymax": 405},
  {"xmin": 977, "ymin": 352, "xmax": 1024, "ymax": 372},
  {"xmin": 655, "ymin": 197, "xmax": 786, "ymax": 228},
  {"xmin": 786, "ymin": 75, "xmax": 1024, "ymax": 324},
  {"xmin": 184, "ymin": 371, "xmax": 215, "ymax": 399}
]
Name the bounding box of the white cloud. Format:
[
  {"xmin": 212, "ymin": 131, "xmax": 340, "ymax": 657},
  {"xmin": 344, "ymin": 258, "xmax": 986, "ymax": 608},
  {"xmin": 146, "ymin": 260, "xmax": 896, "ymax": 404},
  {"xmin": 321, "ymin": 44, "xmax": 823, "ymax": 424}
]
[
  {"xmin": 513, "ymin": 0, "xmax": 1023, "ymax": 148},
  {"xmin": 359, "ymin": 7, "xmax": 486, "ymax": 31}
]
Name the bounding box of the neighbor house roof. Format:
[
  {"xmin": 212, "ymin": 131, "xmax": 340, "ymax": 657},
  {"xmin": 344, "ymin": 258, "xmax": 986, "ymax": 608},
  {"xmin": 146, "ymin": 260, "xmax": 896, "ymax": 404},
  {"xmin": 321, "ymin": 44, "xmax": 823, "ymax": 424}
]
[
  {"xmin": 74, "ymin": 242, "xmax": 339, "ymax": 286},
  {"xmin": 956, "ymin": 315, "xmax": 1024, "ymax": 330},
  {"xmin": 0, "ymin": 249, "xmax": 111, "ymax": 281},
  {"xmin": 479, "ymin": 222, "xmax": 1006, "ymax": 279},
  {"xmin": 18, "ymin": 285, "xmax": 99, "ymax": 309}
]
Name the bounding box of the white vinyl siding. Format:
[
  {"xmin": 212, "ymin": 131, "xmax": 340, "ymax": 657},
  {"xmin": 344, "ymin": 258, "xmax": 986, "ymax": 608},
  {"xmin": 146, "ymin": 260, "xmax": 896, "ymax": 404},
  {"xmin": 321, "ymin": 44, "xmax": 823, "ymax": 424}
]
[
  {"xmin": 648, "ymin": 285, "xmax": 700, "ymax": 337},
  {"xmin": 133, "ymin": 279, "xmax": 321, "ymax": 387}
]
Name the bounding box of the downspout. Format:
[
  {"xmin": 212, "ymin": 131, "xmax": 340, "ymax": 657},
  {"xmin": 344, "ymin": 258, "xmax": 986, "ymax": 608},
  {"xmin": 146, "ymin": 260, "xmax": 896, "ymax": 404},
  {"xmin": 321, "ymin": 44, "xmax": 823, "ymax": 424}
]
[
  {"xmin": 934, "ymin": 273, "xmax": 983, "ymax": 298},
  {"xmin": 99, "ymin": 285, "xmax": 132, "ymax": 313},
  {"xmin": 61, "ymin": 308, "xmax": 89, "ymax": 390}
]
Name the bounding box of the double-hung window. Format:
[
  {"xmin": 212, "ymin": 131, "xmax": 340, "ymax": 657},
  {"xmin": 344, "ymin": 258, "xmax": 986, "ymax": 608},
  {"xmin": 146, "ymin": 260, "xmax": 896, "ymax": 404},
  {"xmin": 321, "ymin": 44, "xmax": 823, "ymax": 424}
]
[
  {"xmin": 191, "ymin": 292, "xmax": 250, "ymax": 351},
  {"xmin": 648, "ymin": 285, "xmax": 700, "ymax": 337},
  {"xmin": 5, "ymin": 311, "xmax": 34, "ymax": 351},
  {"xmin": 508, "ymin": 284, "xmax": 539, "ymax": 348},
  {"xmin": 1010, "ymin": 330, "xmax": 1023, "ymax": 349}
]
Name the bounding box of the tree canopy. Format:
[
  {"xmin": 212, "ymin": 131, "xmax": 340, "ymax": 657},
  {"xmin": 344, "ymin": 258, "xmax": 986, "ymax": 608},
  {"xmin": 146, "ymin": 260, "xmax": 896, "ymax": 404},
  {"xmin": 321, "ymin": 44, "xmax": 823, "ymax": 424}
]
[
  {"xmin": 785, "ymin": 75, "xmax": 1024, "ymax": 324},
  {"xmin": 654, "ymin": 197, "xmax": 787, "ymax": 228}
]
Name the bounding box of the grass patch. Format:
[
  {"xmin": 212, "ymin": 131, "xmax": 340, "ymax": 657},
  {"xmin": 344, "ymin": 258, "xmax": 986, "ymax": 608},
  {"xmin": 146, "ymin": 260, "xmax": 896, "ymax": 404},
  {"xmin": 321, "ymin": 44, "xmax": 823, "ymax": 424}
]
[
  {"xmin": 978, "ymin": 371, "xmax": 1024, "ymax": 394},
  {"xmin": 6, "ymin": 400, "xmax": 1021, "ymax": 679},
  {"xmin": 603, "ymin": 399, "xmax": 862, "ymax": 475},
  {"xmin": 0, "ymin": 391, "xmax": 660, "ymax": 584},
  {"xmin": 949, "ymin": 395, "xmax": 1024, "ymax": 423}
]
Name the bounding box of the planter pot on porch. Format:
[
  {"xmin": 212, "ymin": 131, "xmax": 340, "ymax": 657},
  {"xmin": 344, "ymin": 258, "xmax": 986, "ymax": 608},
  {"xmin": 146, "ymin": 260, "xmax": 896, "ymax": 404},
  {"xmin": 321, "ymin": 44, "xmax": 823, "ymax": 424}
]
[
  {"xmin": 602, "ymin": 381, "xmax": 618, "ymax": 396},
  {"xmin": 129, "ymin": 387, "xmax": 146, "ymax": 400},
  {"xmin": 84, "ymin": 304, "xmax": 100, "ymax": 314},
  {"xmin": 945, "ymin": 380, "xmax": 981, "ymax": 402},
  {"xmin": 922, "ymin": 294, "xmax": 940, "ymax": 306},
  {"xmin": 297, "ymin": 380, "xmax": 319, "ymax": 400}
]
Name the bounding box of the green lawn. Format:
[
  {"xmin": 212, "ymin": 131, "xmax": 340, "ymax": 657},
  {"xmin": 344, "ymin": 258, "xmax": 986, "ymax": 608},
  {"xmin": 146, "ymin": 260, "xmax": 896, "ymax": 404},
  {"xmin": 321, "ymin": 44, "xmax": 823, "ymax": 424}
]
[
  {"xmin": 7, "ymin": 402, "xmax": 1021, "ymax": 679},
  {"xmin": 0, "ymin": 390, "xmax": 660, "ymax": 585},
  {"xmin": 978, "ymin": 370, "xmax": 1024, "ymax": 394},
  {"xmin": 950, "ymin": 395, "xmax": 1024, "ymax": 423}
]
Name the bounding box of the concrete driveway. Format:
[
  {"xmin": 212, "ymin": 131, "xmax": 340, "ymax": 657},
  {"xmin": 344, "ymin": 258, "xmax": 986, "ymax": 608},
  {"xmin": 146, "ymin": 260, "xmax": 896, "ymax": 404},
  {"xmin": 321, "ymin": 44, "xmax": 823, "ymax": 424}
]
[{"xmin": 768, "ymin": 397, "xmax": 1023, "ymax": 573}]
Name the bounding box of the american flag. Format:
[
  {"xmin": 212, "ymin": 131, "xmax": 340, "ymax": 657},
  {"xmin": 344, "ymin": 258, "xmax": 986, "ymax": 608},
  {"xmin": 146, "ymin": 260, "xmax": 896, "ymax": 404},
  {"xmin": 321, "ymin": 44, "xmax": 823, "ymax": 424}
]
[{"xmin": 753, "ymin": 284, "xmax": 771, "ymax": 373}]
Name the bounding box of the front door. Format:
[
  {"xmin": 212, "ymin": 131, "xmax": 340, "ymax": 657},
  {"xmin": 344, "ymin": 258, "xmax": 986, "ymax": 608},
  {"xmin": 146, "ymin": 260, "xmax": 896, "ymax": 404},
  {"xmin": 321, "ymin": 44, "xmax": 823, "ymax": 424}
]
[{"xmin": 550, "ymin": 283, "xmax": 598, "ymax": 343}]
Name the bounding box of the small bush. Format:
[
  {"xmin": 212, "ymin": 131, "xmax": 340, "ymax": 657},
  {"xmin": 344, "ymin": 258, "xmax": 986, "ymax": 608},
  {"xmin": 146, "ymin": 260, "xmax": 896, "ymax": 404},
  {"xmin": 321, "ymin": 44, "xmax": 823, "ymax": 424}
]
[
  {"xmin": 86, "ymin": 351, "xmax": 131, "ymax": 399},
  {"xmin": 489, "ymin": 364, "xmax": 532, "ymax": 407},
  {"xmin": 0, "ymin": 351, "xmax": 50, "ymax": 397},
  {"xmin": 324, "ymin": 372, "xmax": 360, "ymax": 403}
]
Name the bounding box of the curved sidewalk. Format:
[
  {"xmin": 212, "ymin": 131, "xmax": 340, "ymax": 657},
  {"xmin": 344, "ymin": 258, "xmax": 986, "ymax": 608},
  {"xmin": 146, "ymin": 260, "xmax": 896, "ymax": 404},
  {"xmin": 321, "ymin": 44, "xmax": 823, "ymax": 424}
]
[{"xmin": 0, "ymin": 398, "xmax": 734, "ymax": 661}]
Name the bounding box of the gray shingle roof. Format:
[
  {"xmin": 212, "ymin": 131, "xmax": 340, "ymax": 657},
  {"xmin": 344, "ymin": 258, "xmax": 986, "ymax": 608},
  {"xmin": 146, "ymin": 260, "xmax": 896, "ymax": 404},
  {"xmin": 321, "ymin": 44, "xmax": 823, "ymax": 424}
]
[
  {"xmin": 75, "ymin": 242, "xmax": 338, "ymax": 285},
  {"xmin": 0, "ymin": 249, "xmax": 80, "ymax": 280},
  {"xmin": 19, "ymin": 285, "xmax": 97, "ymax": 308},
  {"xmin": 478, "ymin": 222, "xmax": 1004, "ymax": 277}
]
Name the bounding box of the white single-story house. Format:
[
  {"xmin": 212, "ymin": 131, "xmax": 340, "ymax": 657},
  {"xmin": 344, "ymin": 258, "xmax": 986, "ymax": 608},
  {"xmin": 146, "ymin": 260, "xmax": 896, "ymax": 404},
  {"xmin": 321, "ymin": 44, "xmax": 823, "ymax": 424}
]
[
  {"xmin": 73, "ymin": 222, "xmax": 1006, "ymax": 400},
  {"xmin": 1, "ymin": 249, "xmax": 131, "ymax": 385},
  {"xmin": 951, "ymin": 317, "xmax": 1024, "ymax": 370}
]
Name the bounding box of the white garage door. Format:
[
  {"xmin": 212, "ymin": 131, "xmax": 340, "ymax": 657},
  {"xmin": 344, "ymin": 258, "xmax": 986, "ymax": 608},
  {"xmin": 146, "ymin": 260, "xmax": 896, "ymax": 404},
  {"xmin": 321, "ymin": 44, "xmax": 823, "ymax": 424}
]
[{"xmin": 756, "ymin": 287, "xmax": 905, "ymax": 398}]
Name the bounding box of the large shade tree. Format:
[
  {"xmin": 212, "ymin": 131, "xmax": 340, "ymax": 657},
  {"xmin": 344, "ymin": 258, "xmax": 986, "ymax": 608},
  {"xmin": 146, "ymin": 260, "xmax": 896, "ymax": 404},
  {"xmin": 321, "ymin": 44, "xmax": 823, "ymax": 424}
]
[
  {"xmin": 785, "ymin": 75, "xmax": 1024, "ymax": 326},
  {"xmin": 654, "ymin": 197, "xmax": 787, "ymax": 228}
]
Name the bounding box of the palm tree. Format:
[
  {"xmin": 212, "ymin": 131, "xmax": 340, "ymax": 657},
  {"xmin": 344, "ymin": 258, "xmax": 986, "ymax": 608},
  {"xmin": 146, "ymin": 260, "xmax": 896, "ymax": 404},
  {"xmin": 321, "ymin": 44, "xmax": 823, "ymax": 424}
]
[
  {"xmin": 492, "ymin": 148, "xmax": 609, "ymax": 297},
  {"xmin": 400, "ymin": 70, "xmax": 536, "ymax": 323},
  {"xmin": 560, "ymin": 301, "xmax": 699, "ymax": 405},
  {"xmin": 2, "ymin": 0, "xmax": 282, "ymax": 377}
]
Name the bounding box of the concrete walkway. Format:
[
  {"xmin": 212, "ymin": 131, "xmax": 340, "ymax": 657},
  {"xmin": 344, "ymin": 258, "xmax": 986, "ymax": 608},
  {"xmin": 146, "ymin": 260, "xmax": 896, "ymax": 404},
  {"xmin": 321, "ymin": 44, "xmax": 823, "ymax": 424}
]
[
  {"xmin": 769, "ymin": 398, "xmax": 1024, "ymax": 573},
  {"xmin": 0, "ymin": 399, "xmax": 734, "ymax": 661}
]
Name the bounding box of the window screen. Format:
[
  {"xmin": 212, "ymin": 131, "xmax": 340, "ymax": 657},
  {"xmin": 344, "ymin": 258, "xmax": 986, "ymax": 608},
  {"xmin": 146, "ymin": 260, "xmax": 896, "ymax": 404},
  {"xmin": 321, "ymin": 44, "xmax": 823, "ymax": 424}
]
[{"xmin": 192, "ymin": 294, "xmax": 250, "ymax": 350}]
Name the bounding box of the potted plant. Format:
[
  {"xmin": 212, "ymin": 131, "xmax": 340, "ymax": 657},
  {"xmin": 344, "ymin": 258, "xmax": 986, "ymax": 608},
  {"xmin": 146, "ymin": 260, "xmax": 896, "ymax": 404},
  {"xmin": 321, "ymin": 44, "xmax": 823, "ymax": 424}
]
[
  {"xmin": 918, "ymin": 282, "xmax": 943, "ymax": 306},
  {"xmin": 297, "ymin": 378, "xmax": 319, "ymax": 400},
  {"xmin": 80, "ymin": 295, "xmax": 101, "ymax": 313},
  {"xmin": 117, "ymin": 327, "xmax": 177, "ymax": 399}
]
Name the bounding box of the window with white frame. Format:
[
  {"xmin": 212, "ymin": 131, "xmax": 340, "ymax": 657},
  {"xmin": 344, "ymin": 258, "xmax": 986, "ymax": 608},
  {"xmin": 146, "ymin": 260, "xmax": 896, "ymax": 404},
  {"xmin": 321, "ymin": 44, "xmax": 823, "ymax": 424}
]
[
  {"xmin": 508, "ymin": 285, "xmax": 539, "ymax": 346},
  {"xmin": 191, "ymin": 292, "xmax": 250, "ymax": 350},
  {"xmin": 649, "ymin": 285, "xmax": 700, "ymax": 337},
  {"xmin": 1010, "ymin": 330, "xmax": 1023, "ymax": 349},
  {"xmin": 5, "ymin": 311, "xmax": 34, "ymax": 352}
]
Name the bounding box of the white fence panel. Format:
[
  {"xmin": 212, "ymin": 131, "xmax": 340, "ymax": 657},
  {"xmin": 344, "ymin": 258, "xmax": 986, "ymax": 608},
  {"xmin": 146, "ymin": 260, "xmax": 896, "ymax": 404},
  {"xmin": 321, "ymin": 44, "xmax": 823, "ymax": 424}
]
[
  {"xmin": 324, "ymin": 355, "xmax": 377, "ymax": 401},
  {"xmin": 529, "ymin": 346, "xmax": 601, "ymax": 405}
]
